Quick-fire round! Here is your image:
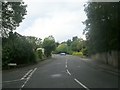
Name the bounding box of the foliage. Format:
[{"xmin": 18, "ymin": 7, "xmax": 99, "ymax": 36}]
[
  {"xmin": 54, "ymin": 36, "xmax": 88, "ymax": 55},
  {"xmin": 2, "ymin": 1, "xmax": 27, "ymax": 37},
  {"xmin": 66, "ymin": 39, "xmax": 72, "ymax": 46},
  {"xmin": 70, "ymin": 40, "xmax": 79, "ymax": 51},
  {"xmin": 81, "ymin": 48, "xmax": 88, "ymax": 56},
  {"xmin": 1, "ymin": 1, "xmax": 49, "ymax": 68},
  {"xmin": 26, "ymin": 36, "xmax": 42, "ymax": 50},
  {"xmin": 56, "ymin": 43, "xmax": 68, "ymax": 53},
  {"xmin": 72, "ymin": 52, "xmax": 83, "ymax": 57},
  {"xmin": 72, "ymin": 36, "xmax": 78, "ymax": 41},
  {"xmin": 42, "ymin": 36, "xmax": 56, "ymax": 57},
  {"xmin": 83, "ymin": 2, "xmax": 119, "ymax": 55},
  {"xmin": 55, "ymin": 42, "xmax": 60, "ymax": 47},
  {"xmin": 70, "ymin": 38, "xmax": 83, "ymax": 52},
  {"xmin": 67, "ymin": 46, "xmax": 73, "ymax": 54},
  {"xmin": 2, "ymin": 32, "xmax": 36, "ymax": 68},
  {"xmin": 37, "ymin": 49, "xmax": 43, "ymax": 59}
]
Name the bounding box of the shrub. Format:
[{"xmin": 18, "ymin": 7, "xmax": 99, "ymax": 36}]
[
  {"xmin": 2, "ymin": 32, "xmax": 36, "ymax": 68},
  {"xmin": 37, "ymin": 49, "xmax": 43, "ymax": 59},
  {"xmin": 72, "ymin": 52, "xmax": 83, "ymax": 57}
]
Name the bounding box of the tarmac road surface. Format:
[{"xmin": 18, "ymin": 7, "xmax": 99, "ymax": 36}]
[{"xmin": 2, "ymin": 54, "xmax": 119, "ymax": 89}]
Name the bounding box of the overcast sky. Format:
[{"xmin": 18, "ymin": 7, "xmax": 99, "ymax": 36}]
[{"xmin": 16, "ymin": 0, "xmax": 88, "ymax": 42}]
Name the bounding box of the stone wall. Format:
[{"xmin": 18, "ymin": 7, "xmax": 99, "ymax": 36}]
[{"xmin": 91, "ymin": 51, "xmax": 119, "ymax": 68}]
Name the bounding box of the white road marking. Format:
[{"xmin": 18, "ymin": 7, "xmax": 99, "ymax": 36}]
[
  {"xmin": 74, "ymin": 78, "xmax": 90, "ymax": 90},
  {"xmin": 2, "ymin": 69, "xmax": 33, "ymax": 84},
  {"xmin": 21, "ymin": 84, "xmax": 25, "ymax": 88},
  {"xmin": 66, "ymin": 59, "xmax": 67, "ymax": 64},
  {"xmin": 66, "ymin": 69, "xmax": 71, "ymax": 75},
  {"xmin": 20, "ymin": 68, "xmax": 37, "ymax": 89},
  {"xmin": 65, "ymin": 64, "xmax": 67, "ymax": 68},
  {"xmin": 21, "ymin": 69, "xmax": 33, "ymax": 80},
  {"xmin": 2, "ymin": 79, "xmax": 22, "ymax": 83},
  {"xmin": 20, "ymin": 77, "xmax": 29, "ymax": 89},
  {"xmin": 27, "ymin": 68, "xmax": 37, "ymax": 80},
  {"xmin": 65, "ymin": 58, "xmax": 89, "ymax": 90},
  {"xmin": 2, "ymin": 69, "xmax": 34, "ymax": 84},
  {"xmin": 65, "ymin": 59, "xmax": 71, "ymax": 75},
  {"xmin": 65, "ymin": 59, "xmax": 68, "ymax": 68}
]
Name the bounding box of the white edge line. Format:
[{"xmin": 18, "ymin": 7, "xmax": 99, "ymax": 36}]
[
  {"xmin": 2, "ymin": 79, "xmax": 21, "ymax": 83},
  {"xmin": 66, "ymin": 69, "xmax": 71, "ymax": 75},
  {"xmin": 3, "ymin": 69, "xmax": 33, "ymax": 83},
  {"xmin": 74, "ymin": 78, "xmax": 90, "ymax": 90}
]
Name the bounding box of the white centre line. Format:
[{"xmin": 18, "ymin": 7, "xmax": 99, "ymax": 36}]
[
  {"xmin": 65, "ymin": 64, "xmax": 67, "ymax": 68},
  {"xmin": 66, "ymin": 69, "xmax": 71, "ymax": 75},
  {"xmin": 74, "ymin": 78, "xmax": 90, "ymax": 90},
  {"xmin": 21, "ymin": 69, "xmax": 33, "ymax": 80},
  {"xmin": 65, "ymin": 58, "xmax": 89, "ymax": 90},
  {"xmin": 66, "ymin": 59, "xmax": 67, "ymax": 65},
  {"xmin": 20, "ymin": 68, "xmax": 37, "ymax": 89},
  {"xmin": 27, "ymin": 68, "xmax": 37, "ymax": 80},
  {"xmin": 65, "ymin": 59, "xmax": 68, "ymax": 68}
]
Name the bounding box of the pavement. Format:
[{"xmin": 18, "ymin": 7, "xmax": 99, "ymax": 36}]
[{"xmin": 2, "ymin": 54, "xmax": 119, "ymax": 89}]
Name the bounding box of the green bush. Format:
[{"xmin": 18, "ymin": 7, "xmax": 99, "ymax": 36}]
[
  {"xmin": 68, "ymin": 51, "xmax": 73, "ymax": 55},
  {"xmin": 2, "ymin": 32, "xmax": 36, "ymax": 68},
  {"xmin": 72, "ymin": 52, "xmax": 83, "ymax": 57},
  {"xmin": 81, "ymin": 48, "xmax": 88, "ymax": 56},
  {"xmin": 37, "ymin": 49, "xmax": 43, "ymax": 59}
]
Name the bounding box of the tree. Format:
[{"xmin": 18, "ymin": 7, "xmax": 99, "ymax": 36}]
[
  {"xmin": 70, "ymin": 39, "xmax": 83, "ymax": 52},
  {"xmin": 56, "ymin": 43, "xmax": 68, "ymax": 53},
  {"xmin": 2, "ymin": 1, "xmax": 27, "ymax": 37},
  {"xmin": 83, "ymin": 2, "xmax": 119, "ymax": 55},
  {"xmin": 42, "ymin": 36, "xmax": 56, "ymax": 57},
  {"xmin": 55, "ymin": 42, "xmax": 60, "ymax": 48},
  {"xmin": 66, "ymin": 39, "xmax": 72, "ymax": 46},
  {"xmin": 26, "ymin": 36, "xmax": 42, "ymax": 50},
  {"xmin": 54, "ymin": 37, "xmax": 88, "ymax": 55},
  {"xmin": 72, "ymin": 36, "xmax": 78, "ymax": 41}
]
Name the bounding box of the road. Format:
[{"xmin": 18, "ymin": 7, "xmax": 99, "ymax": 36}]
[{"xmin": 2, "ymin": 55, "xmax": 119, "ymax": 89}]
